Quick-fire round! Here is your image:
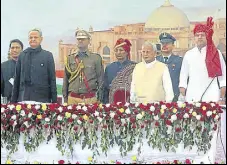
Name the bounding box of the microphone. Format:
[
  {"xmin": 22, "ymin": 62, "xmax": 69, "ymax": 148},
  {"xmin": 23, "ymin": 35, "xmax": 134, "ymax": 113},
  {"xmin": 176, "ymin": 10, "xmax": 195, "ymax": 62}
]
[{"xmin": 200, "ymin": 74, "xmax": 218, "ymax": 102}]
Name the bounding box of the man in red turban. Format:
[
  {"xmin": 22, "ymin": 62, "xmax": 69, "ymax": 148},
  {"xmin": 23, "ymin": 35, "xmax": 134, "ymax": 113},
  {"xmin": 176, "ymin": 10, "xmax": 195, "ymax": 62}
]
[
  {"xmin": 102, "ymin": 38, "xmax": 136, "ymax": 103},
  {"xmin": 179, "ymin": 17, "xmax": 226, "ymax": 105}
]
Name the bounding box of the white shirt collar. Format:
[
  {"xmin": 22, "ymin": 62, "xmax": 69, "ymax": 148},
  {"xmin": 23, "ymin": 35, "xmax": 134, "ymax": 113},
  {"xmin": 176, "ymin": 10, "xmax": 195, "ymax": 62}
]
[
  {"xmin": 196, "ymin": 46, "xmax": 207, "ymax": 54},
  {"xmin": 143, "ymin": 59, "xmax": 156, "ymax": 68}
]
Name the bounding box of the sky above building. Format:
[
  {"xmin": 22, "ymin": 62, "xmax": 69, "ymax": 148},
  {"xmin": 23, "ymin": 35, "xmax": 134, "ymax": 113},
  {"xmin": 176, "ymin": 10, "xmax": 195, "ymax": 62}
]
[{"xmin": 1, "ymin": 0, "xmax": 226, "ymax": 62}]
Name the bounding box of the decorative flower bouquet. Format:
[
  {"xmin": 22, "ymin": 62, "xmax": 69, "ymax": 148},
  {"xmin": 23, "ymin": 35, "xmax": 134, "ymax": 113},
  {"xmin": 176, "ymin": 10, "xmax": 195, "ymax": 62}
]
[{"xmin": 1, "ymin": 102, "xmax": 222, "ymax": 160}]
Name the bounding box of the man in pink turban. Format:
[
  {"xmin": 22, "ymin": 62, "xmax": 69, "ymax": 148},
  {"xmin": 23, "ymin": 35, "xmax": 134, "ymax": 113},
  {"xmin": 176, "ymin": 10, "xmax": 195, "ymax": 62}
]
[
  {"xmin": 102, "ymin": 38, "xmax": 136, "ymax": 103},
  {"xmin": 179, "ymin": 17, "xmax": 226, "ymax": 104}
]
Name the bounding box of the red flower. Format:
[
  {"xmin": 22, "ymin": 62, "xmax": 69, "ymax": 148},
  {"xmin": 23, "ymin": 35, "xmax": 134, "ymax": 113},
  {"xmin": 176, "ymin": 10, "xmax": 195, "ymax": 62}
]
[
  {"xmin": 24, "ymin": 110, "xmax": 30, "ymax": 115},
  {"xmin": 114, "ymin": 114, "xmax": 119, "ymax": 120},
  {"xmin": 141, "ymin": 124, "xmax": 145, "ymax": 129},
  {"xmin": 68, "ymin": 118, "xmax": 73, "ymax": 123},
  {"xmin": 58, "ymin": 160, "xmax": 65, "ymax": 164},
  {"xmin": 177, "ymin": 114, "xmax": 183, "ymax": 120},
  {"xmin": 115, "ymin": 120, "xmax": 121, "ymax": 125},
  {"xmin": 154, "ymin": 110, "xmax": 159, "ymax": 116},
  {"xmin": 166, "ymin": 103, "xmax": 172, "ymax": 109},
  {"xmin": 42, "ymin": 114, "xmax": 47, "ymax": 118},
  {"xmin": 49, "ymin": 104, "xmax": 56, "ymax": 112},
  {"xmin": 173, "ymin": 160, "xmax": 178, "ymax": 164},
  {"xmin": 24, "ymin": 118, "xmax": 30, "ymax": 122},
  {"xmin": 161, "ymin": 114, "xmax": 165, "ymax": 119},
  {"xmin": 175, "ymin": 127, "xmax": 182, "ymax": 132},
  {"xmin": 155, "ymin": 121, "xmax": 159, "ymax": 127},
  {"xmin": 127, "ymin": 114, "xmax": 131, "ymax": 118},
  {"xmin": 134, "ymin": 110, "xmax": 139, "ymax": 114},
  {"xmin": 189, "ymin": 114, "xmax": 192, "ymax": 119},
  {"xmin": 9, "ymin": 120, "xmax": 14, "ymax": 126},
  {"xmin": 21, "ymin": 104, "xmax": 27, "ymax": 109},
  {"xmin": 200, "ymin": 117, "xmax": 205, "ymax": 121},
  {"xmin": 160, "ymin": 101, "xmax": 164, "ymax": 105},
  {"xmin": 20, "ymin": 127, "xmax": 25, "ymax": 132},
  {"xmin": 185, "ymin": 159, "xmax": 191, "ymax": 164},
  {"xmin": 132, "ymin": 124, "xmax": 137, "ymax": 129},
  {"xmin": 185, "ymin": 108, "xmax": 190, "ymax": 113},
  {"xmin": 35, "ymin": 118, "xmax": 40, "ymax": 124},
  {"xmin": 212, "ymin": 114, "xmax": 216, "ymax": 119},
  {"xmin": 74, "ymin": 126, "xmax": 79, "ymax": 132},
  {"xmin": 165, "ymin": 120, "xmax": 172, "ymax": 126},
  {"xmin": 47, "ymin": 125, "xmax": 53, "ymax": 129},
  {"xmin": 44, "ymin": 124, "xmax": 49, "ymax": 128},
  {"xmin": 130, "ymin": 117, "xmax": 136, "ymax": 123},
  {"xmin": 32, "ymin": 109, "xmax": 38, "ymax": 115},
  {"xmin": 116, "ymin": 161, "xmax": 122, "ymax": 164},
  {"xmin": 105, "ymin": 116, "xmax": 110, "ymax": 120},
  {"xmin": 6, "ymin": 114, "xmax": 11, "ymax": 119},
  {"xmin": 75, "ymin": 162, "xmax": 80, "ymax": 164},
  {"xmin": 201, "ymin": 110, "xmax": 206, "ymax": 116},
  {"xmin": 89, "ymin": 119, "xmax": 93, "ymax": 124},
  {"xmin": 122, "ymin": 114, "xmax": 127, "ymax": 118},
  {"xmin": 156, "ymin": 162, "xmax": 161, "ymax": 164}
]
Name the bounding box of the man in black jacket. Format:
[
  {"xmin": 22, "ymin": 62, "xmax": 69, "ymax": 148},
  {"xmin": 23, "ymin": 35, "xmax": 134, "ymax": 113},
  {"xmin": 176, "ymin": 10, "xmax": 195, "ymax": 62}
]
[
  {"xmin": 1, "ymin": 39, "xmax": 23, "ymax": 102},
  {"xmin": 11, "ymin": 28, "xmax": 57, "ymax": 103}
]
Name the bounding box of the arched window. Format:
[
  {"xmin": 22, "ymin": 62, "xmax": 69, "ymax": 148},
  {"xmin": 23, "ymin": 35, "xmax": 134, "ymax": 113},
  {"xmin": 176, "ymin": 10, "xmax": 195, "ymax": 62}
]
[{"xmin": 103, "ymin": 46, "xmax": 110, "ymax": 55}]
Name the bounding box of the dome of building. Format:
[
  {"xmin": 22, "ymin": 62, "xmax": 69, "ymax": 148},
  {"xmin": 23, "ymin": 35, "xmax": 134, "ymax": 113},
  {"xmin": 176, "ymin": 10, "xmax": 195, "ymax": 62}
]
[{"xmin": 145, "ymin": 0, "xmax": 190, "ymax": 30}]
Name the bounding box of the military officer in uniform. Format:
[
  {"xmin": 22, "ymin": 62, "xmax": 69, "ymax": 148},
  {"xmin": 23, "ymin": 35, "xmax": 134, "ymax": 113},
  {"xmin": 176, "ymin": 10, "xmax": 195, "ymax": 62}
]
[
  {"xmin": 62, "ymin": 30, "xmax": 104, "ymax": 104},
  {"xmin": 156, "ymin": 32, "xmax": 183, "ymax": 102}
]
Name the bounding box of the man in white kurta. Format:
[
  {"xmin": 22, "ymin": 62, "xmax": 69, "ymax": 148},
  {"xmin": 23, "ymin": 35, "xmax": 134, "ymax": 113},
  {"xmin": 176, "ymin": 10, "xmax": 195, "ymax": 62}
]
[
  {"xmin": 179, "ymin": 19, "xmax": 226, "ymax": 103},
  {"xmin": 179, "ymin": 18, "xmax": 226, "ymax": 163},
  {"xmin": 179, "ymin": 46, "xmax": 226, "ymax": 102},
  {"xmin": 130, "ymin": 42, "xmax": 174, "ymax": 103}
]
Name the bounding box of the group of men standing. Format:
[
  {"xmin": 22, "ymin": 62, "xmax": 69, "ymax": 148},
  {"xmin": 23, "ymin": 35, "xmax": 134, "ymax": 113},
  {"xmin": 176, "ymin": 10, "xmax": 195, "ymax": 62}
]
[
  {"xmin": 1, "ymin": 29, "xmax": 57, "ymax": 104},
  {"xmin": 1, "ymin": 17, "xmax": 226, "ymax": 105}
]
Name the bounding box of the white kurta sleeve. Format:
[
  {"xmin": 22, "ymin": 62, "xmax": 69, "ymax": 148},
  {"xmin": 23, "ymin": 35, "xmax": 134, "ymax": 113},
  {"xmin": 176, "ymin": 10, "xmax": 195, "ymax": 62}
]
[
  {"xmin": 163, "ymin": 66, "xmax": 174, "ymax": 102},
  {"xmin": 130, "ymin": 67, "xmax": 137, "ymax": 103},
  {"xmin": 217, "ymin": 51, "xmax": 226, "ymax": 87},
  {"xmin": 179, "ymin": 53, "xmax": 189, "ymax": 89}
]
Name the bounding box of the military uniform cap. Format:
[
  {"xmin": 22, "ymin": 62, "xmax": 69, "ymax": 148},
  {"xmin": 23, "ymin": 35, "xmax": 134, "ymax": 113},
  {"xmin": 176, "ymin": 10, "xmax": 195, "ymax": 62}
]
[
  {"xmin": 159, "ymin": 32, "xmax": 176, "ymax": 43},
  {"xmin": 75, "ymin": 30, "xmax": 91, "ymax": 39}
]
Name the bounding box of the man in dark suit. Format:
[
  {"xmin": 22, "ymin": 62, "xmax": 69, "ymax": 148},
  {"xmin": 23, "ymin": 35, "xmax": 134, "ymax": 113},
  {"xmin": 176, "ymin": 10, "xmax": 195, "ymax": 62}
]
[
  {"xmin": 156, "ymin": 32, "xmax": 183, "ymax": 102},
  {"xmin": 1, "ymin": 39, "xmax": 23, "ymax": 103},
  {"xmin": 11, "ymin": 28, "xmax": 57, "ymax": 103}
]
